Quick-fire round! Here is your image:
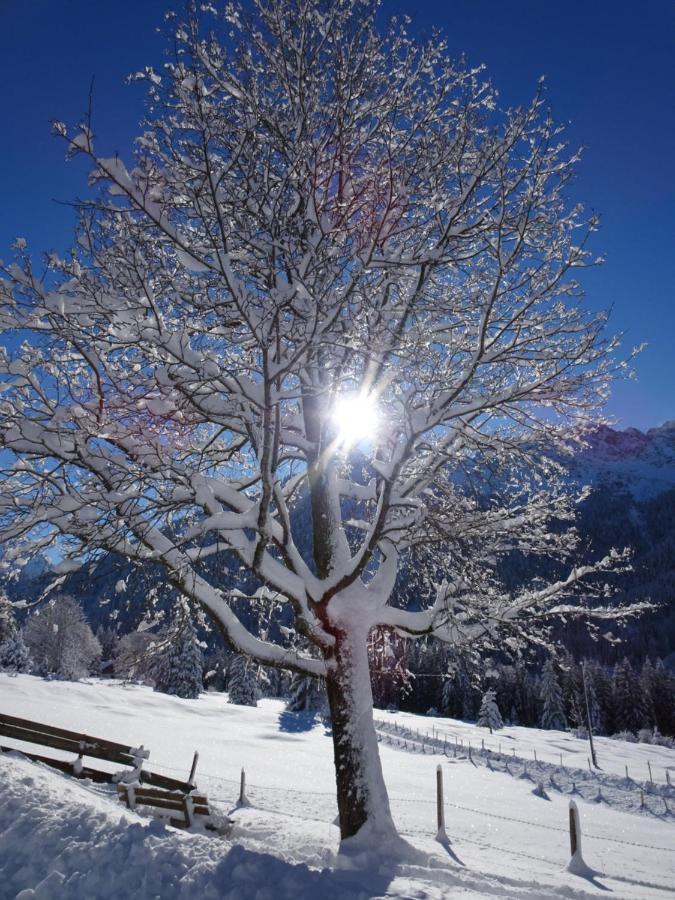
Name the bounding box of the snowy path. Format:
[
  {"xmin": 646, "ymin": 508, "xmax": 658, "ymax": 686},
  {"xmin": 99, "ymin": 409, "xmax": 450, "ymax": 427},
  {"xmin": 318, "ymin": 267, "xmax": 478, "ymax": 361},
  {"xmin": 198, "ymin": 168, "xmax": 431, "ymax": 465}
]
[{"xmin": 1, "ymin": 675, "xmax": 674, "ymax": 898}]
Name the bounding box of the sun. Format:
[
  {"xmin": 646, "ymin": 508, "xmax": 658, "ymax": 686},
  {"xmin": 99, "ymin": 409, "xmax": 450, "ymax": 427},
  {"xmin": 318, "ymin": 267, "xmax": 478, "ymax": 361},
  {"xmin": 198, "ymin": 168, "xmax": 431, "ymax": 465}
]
[{"xmin": 332, "ymin": 393, "xmax": 378, "ymax": 447}]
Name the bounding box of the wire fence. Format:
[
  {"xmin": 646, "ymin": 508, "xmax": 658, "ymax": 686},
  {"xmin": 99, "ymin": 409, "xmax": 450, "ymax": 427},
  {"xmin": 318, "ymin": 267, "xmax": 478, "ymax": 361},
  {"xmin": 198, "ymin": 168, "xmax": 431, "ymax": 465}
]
[
  {"xmin": 373, "ymin": 717, "xmax": 675, "ymax": 821},
  {"xmin": 144, "ymin": 753, "xmax": 675, "ymax": 857},
  {"xmin": 183, "ymin": 762, "xmax": 675, "ymax": 892}
]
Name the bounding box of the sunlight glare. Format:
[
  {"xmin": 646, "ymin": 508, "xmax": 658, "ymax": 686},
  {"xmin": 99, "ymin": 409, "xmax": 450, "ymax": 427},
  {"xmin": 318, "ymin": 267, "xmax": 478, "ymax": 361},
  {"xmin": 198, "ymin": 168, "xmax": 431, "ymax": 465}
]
[{"xmin": 332, "ymin": 393, "xmax": 378, "ymax": 447}]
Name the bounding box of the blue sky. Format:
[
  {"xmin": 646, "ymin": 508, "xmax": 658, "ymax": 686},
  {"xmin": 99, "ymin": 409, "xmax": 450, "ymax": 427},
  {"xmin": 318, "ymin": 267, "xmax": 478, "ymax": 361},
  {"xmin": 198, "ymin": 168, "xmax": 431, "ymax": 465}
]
[{"xmin": 1, "ymin": 0, "xmax": 673, "ymax": 430}]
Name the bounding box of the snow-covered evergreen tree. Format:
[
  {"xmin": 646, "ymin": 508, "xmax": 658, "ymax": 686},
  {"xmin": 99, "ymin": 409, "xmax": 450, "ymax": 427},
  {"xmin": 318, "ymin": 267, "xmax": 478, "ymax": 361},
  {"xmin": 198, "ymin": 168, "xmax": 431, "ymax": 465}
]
[
  {"xmin": 650, "ymin": 659, "xmax": 675, "ymax": 737},
  {"xmin": 286, "ymin": 672, "xmax": 327, "ymax": 713},
  {"xmin": 23, "ymin": 596, "xmax": 101, "ymax": 680},
  {"xmin": 638, "ymin": 658, "xmax": 657, "ymax": 728},
  {"xmin": 228, "ymin": 654, "xmax": 258, "ymax": 707},
  {"xmin": 0, "ymin": 593, "xmax": 16, "ymax": 644},
  {"xmin": 153, "ymin": 618, "xmax": 204, "ymax": 699},
  {"xmin": 561, "ymin": 655, "xmax": 585, "ymax": 729},
  {"xmin": 0, "ymin": 630, "xmax": 32, "ymax": 673},
  {"xmin": 539, "ymin": 659, "xmax": 567, "ymax": 730},
  {"xmin": 477, "ymin": 689, "xmax": 503, "ymax": 733},
  {"xmin": 612, "ymin": 657, "xmax": 646, "ymax": 734},
  {"xmin": 95, "ymin": 626, "xmax": 120, "ymax": 669},
  {"xmin": 583, "ymin": 662, "xmax": 606, "ymax": 735}
]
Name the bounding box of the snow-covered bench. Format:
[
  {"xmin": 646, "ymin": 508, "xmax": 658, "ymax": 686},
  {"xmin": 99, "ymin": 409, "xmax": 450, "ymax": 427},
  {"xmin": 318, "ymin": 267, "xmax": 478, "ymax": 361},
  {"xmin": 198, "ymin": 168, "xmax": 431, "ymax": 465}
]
[
  {"xmin": 0, "ymin": 712, "xmax": 228, "ymax": 832},
  {"xmin": 116, "ymin": 783, "xmax": 215, "ymax": 830},
  {"xmin": 0, "ymin": 712, "xmax": 189, "ymax": 791},
  {"xmin": 0, "ymin": 711, "xmax": 152, "ymax": 781}
]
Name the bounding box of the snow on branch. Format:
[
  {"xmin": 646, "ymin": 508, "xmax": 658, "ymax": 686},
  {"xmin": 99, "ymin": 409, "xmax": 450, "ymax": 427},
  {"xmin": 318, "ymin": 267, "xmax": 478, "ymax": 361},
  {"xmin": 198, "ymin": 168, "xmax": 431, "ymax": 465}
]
[{"xmin": 0, "ymin": 0, "xmax": 640, "ymax": 676}]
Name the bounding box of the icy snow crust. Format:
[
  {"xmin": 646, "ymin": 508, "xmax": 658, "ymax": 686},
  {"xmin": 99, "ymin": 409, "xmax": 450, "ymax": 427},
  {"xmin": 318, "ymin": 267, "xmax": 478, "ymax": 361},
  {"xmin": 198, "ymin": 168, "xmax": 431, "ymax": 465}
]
[{"xmin": 1, "ymin": 675, "xmax": 675, "ymax": 898}]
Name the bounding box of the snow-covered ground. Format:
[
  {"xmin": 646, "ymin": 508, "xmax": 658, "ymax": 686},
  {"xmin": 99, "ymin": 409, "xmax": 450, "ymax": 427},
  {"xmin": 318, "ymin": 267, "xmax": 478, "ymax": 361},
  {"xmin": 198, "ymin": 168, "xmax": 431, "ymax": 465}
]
[{"xmin": 1, "ymin": 675, "xmax": 674, "ymax": 899}]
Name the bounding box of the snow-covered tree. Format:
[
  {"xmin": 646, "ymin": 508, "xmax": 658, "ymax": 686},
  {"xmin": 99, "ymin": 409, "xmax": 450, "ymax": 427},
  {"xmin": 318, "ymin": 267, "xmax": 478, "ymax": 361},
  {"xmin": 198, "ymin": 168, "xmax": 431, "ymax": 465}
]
[
  {"xmin": 650, "ymin": 659, "xmax": 675, "ymax": 737},
  {"xmin": 227, "ymin": 654, "xmax": 258, "ymax": 707},
  {"xmin": 113, "ymin": 629, "xmax": 159, "ymax": 683},
  {"xmin": 23, "ymin": 596, "xmax": 101, "ymax": 680},
  {"xmin": 539, "ymin": 658, "xmax": 567, "ymax": 730},
  {"xmin": 0, "ymin": 630, "xmax": 32, "ymax": 673},
  {"xmin": 582, "ymin": 661, "xmax": 606, "ymax": 735},
  {"xmin": 0, "ymin": 0, "xmax": 643, "ymax": 849},
  {"xmin": 153, "ymin": 617, "xmax": 204, "ymax": 699},
  {"xmin": 0, "ymin": 593, "xmax": 17, "ymax": 644},
  {"xmin": 286, "ymin": 671, "xmax": 326, "ymax": 713},
  {"xmin": 477, "ymin": 689, "xmax": 503, "ymax": 733},
  {"xmin": 96, "ymin": 625, "xmax": 120, "ymax": 664},
  {"xmin": 612, "ymin": 657, "xmax": 646, "ymax": 734}
]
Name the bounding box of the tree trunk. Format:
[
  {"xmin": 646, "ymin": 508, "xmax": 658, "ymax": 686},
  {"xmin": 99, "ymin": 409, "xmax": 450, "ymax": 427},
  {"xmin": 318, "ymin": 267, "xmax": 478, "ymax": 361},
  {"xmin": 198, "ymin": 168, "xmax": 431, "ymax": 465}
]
[{"xmin": 324, "ymin": 619, "xmax": 399, "ymax": 848}]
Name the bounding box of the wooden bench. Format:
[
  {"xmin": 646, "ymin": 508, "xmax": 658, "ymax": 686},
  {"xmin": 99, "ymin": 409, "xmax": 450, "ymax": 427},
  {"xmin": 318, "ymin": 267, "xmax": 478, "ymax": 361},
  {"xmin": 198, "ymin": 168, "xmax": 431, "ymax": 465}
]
[
  {"xmin": 0, "ymin": 712, "xmax": 150, "ymax": 782},
  {"xmin": 0, "ymin": 712, "xmax": 226, "ymax": 831},
  {"xmin": 116, "ymin": 783, "xmax": 213, "ymax": 829}
]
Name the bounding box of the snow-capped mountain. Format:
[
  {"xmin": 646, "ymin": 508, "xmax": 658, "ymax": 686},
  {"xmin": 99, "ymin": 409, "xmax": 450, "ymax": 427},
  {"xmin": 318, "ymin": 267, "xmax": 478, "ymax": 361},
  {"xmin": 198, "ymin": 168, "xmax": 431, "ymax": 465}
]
[
  {"xmin": 572, "ymin": 421, "xmax": 675, "ymax": 499},
  {"xmin": 4, "ymin": 421, "xmax": 675, "ymax": 663}
]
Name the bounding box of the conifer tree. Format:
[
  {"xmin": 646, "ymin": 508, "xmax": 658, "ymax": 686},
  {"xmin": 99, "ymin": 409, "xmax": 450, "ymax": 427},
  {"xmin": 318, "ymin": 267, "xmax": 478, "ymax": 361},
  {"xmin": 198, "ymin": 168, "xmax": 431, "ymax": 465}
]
[
  {"xmin": 153, "ymin": 618, "xmax": 204, "ymax": 699},
  {"xmin": 0, "ymin": 593, "xmax": 16, "ymax": 644},
  {"xmin": 286, "ymin": 672, "xmax": 327, "ymax": 713},
  {"xmin": 0, "ymin": 630, "xmax": 32, "ymax": 673},
  {"xmin": 539, "ymin": 659, "xmax": 567, "ymax": 730},
  {"xmin": 612, "ymin": 658, "xmax": 646, "ymax": 734},
  {"xmin": 96, "ymin": 626, "xmax": 120, "ymax": 665},
  {"xmin": 639, "ymin": 658, "xmax": 657, "ymax": 728},
  {"xmin": 650, "ymin": 659, "xmax": 675, "ymax": 737},
  {"xmin": 440, "ymin": 674, "xmax": 457, "ymax": 718},
  {"xmin": 582, "ymin": 662, "xmax": 604, "ymax": 735},
  {"xmin": 587, "ymin": 661, "xmax": 612, "ymax": 735},
  {"xmin": 477, "ymin": 689, "xmax": 503, "ymax": 733},
  {"xmin": 228, "ymin": 654, "xmax": 258, "ymax": 707},
  {"xmin": 561, "ymin": 656, "xmax": 585, "ymax": 729}
]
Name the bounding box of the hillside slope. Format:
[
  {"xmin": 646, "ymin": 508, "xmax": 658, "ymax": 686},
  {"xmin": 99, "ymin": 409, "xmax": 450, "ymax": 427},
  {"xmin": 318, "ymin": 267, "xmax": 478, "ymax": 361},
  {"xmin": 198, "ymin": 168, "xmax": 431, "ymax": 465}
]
[{"xmin": 1, "ymin": 675, "xmax": 674, "ymax": 898}]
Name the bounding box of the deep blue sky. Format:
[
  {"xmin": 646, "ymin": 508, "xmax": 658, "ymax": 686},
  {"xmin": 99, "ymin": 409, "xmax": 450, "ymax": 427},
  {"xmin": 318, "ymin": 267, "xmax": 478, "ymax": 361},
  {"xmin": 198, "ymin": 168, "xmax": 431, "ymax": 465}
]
[{"xmin": 1, "ymin": 1, "xmax": 673, "ymax": 430}]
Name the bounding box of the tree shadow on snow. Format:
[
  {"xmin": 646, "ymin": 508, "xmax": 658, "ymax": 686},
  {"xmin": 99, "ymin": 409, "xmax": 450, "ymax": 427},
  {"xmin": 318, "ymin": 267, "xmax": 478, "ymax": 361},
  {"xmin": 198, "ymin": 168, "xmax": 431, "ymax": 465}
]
[
  {"xmin": 278, "ymin": 709, "xmax": 323, "ymax": 733},
  {"xmin": 213, "ymin": 844, "xmax": 395, "ymax": 898}
]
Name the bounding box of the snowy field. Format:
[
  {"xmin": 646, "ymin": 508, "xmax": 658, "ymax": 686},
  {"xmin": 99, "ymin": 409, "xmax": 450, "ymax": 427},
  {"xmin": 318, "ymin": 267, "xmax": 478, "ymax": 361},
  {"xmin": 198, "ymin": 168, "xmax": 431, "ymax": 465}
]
[{"xmin": 1, "ymin": 675, "xmax": 674, "ymax": 899}]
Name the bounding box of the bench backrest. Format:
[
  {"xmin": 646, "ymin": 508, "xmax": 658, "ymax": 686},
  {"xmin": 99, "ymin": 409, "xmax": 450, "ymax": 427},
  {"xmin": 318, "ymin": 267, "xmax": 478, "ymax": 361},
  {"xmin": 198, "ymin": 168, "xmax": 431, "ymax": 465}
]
[{"xmin": 0, "ymin": 712, "xmax": 148, "ymax": 767}]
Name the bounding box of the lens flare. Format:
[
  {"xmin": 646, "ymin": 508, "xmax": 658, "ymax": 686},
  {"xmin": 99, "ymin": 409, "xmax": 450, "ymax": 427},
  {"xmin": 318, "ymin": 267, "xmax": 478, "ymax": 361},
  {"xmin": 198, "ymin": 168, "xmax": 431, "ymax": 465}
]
[{"xmin": 332, "ymin": 394, "xmax": 378, "ymax": 446}]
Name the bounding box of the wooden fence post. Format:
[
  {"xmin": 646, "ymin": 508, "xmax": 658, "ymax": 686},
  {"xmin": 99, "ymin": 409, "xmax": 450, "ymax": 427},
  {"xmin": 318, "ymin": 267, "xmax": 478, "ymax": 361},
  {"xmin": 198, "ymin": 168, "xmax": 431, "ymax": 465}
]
[
  {"xmin": 647, "ymin": 761, "xmax": 654, "ymax": 785},
  {"xmin": 566, "ymin": 799, "xmax": 594, "ymax": 876},
  {"xmin": 436, "ymin": 764, "xmax": 447, "ymax": 842},
  {"xmin": 236, "ymin": 767, "xmax": 250, "ymax": 808},
  {"xmin": 188, "ymin": 751, "xmax": 199, "ymax": 787},
  {"xmin": 182, "ymin": 795, "xmax": 194, "ymax": 828},
  {"xmin": 569, "ymin": 800, "xmax": 579, "ymax": 856}
]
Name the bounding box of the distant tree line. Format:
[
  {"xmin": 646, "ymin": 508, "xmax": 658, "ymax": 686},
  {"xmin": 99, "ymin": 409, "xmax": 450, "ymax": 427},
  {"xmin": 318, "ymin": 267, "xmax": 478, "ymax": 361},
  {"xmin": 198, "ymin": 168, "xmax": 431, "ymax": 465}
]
[
  {"xmin": 3, "ymin": 592, "xmax": 674, "ymax": 740},
  {"xmin": 380, "ymin": 634, "xmax": 675, "ymax": 740}
]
